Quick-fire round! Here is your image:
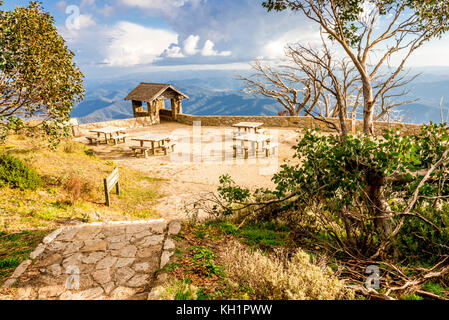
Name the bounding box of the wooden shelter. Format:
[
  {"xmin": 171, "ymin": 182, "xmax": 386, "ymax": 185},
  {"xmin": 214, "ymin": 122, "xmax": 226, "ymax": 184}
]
[{"xmin": 124, "ymin": 83, "xmax": 189, "ymax": 122}]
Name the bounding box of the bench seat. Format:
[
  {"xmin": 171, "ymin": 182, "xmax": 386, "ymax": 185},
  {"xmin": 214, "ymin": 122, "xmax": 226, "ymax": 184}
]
[
  {"xmin": 86, "ymin": 136, "xmax": 100, "ymax": 146},
  {"xmin": 161, "ymin": 142, "xmax": 176, "ymax": 155},
  {"xmin": 262, "ymin": 142, "xmax": 279, "ymax": 157},
  {"xmin": 112, "ymin": 133, "xmax": 129, "ymax": 145},
  {"xmin": 130, "ymin": 146, "xmax": 152, "ymax": 158}
]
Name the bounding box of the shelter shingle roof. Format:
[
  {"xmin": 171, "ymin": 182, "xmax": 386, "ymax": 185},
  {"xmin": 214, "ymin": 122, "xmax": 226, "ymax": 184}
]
[{"xmin": 124, "ymin": 83, "xmax": 189, "ymax": 103}]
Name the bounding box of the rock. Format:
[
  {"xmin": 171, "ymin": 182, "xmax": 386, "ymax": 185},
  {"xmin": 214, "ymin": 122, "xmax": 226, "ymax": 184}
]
[
  {"xmin": 126, "ymin": 224, "xmax": 149, "ymax": 235},
  {"xmin": 29, "ymin": 245, "xmax": 46, "ymax": 260},
  {"xmin": 129, "ymin": 292, "xmax": 149, "ymax": 300},
  {"xmin": 147, "ymin": 286, "xmax": 164, "ymax": 300},
  {"xmin": 102, "ymin": 226, "xmax": 125, "ymax": 237},
  {"xmin": 133, "ymin": 262, "xmax": 150, "ymax": 272},
  {"xmin": 63, "ymin": 241, "xmax": 84, "ymax": 255},
  {"xmin": 62, "ymin": 253, "xmax": 82, "ymax": 269},
  {"xmin": 75, "ymin": 227, "xmax": 102, "ymax": 240},
  {"xmin": 110, "ymin": 286, "xmax": 136, "ymax": 300},
  {"xmin": 168, "ymin": 221, "xmax": 181, "ymax": 235},
  {"xmin": 127, "ymin": 274, "xmax": 149, "ymax": 288},
  {"xmin": 118, "ymin": 245, "xmax": 137, "ymax": 258},
  {"xmin": 57, "ymin": 228, "xmax": 78, "ymax": 241},
  {"xmin": 137, "ymin": 245, "xmax": 162, "ymax": 258},
  {"xmin": 157, "ymin": 273, "xmax": 168, "ymax": 283},
  {"xmin": 92, "ymin": 268, "xmax": 111, "ymax": 284},
  {"xmin": 149, "ymin": 222, "xmax": 167, "ymax": 234},
  {"xmin": 82, "ymin": 240, "xmax": 108, "ymax": 252},
  {"xmin": 46, "ymin": 241, "xmax": 66, "ymax": 252},
  {"xmin": 16, "ymin": 287, "xmax": 36, "ymax": 300},
  {"xmin": 115, "ymin": 258, "xmax": 135, "ymax": 268},
  {"xmin": 43, "ymin": 228, "xmax": 63, "ymax": 244},
  {"xmin": 60, "ymin": 287, "xmax": 104, "ymax": 300},
  {"xmin": 78, "ymin": 287, "xmax": 104, "ymax": 300},
  {"xmin": 81, "ymin": 252, "xmax": 107, "ymax": 264},
  {"xmin": 160, "ymin": 251, "xmax": 174, "ymax": 269},
  {"xmin": 11, "ymin": 259, "xmax": 32, "ymax": 278},
  {"xmin": 96, "ymin": 256, "xmax": 117, "ymax": 270},
  {"xmin": 102, "ymin": 282, "xmax": 115, "ymax": 295},
  {"xmin": 163, "ymin": 239, "xmax": 175, "ymax": 251},
  {"xmin": 37, "ymin": 253, "xmax": 63, "ymax": 268},
  {"xmin": 133, "ymin": 229, "xmax": 152, "ymax": 240},
  {"xmin": 137, "ymin": 235, "xmax": 164, "ymax": 247},
  {"xmin": 108, "ymin": 234, "xmax": 126, "ymax": 243},
  {"xmin": 108, "ymin": 242, "xmax": 126, "ymax": 250},
  {"xmin": 47, "ymin": 264, "xmax": 62, "ymax": 277},
  {"xmin": 3, "ymin": 278, "xmax": 17, "ymax": 288},
  {"xmin": 38, "ymin": 285, "xmax": 65, "ymax": 299},
  {"xmin": 115, "ymin": 267, "xmax": 135, "ymax": 285}
]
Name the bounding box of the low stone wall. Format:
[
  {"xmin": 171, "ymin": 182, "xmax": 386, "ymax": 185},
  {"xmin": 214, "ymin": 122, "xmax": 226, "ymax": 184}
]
[
  {"xmin": 72, "ymin": 113, "xmax": 422, "ymax": 137},
  {"xmin": 76, "ymin": 116, "xmax": 158, "ymax": 136},
  {"xmin": 176, "ymin": 114, "xmax": 422, "ymax": 135}
]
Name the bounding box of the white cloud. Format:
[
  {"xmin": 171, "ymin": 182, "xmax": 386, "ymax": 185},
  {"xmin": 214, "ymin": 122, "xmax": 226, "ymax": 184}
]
[
  {"xmin": 262, "ymin": 28, "xmax": 321, "ymax": 59},
  {"xmin": 103, "ymin": 21, "xmax": 178, "ymax": 66},
  {"xmin": 201, "ymin": 40, "xmax": 231, "ymax": 57},
  {"xmin": 163, "ymin": 45, "xmax": 186, "ymax": 58},
  {"xmin": 81, "ymin": 0, "xmax": 96, "ymax": 8},
  {"xmin": 119, "ymin": 0, "xmax": 188, "ymax": 11},
  {"xmin": 98, "ymin": 4, "xmax": 115, "ymax": 17},
  {"xmin": 77, "ymin": 14, "xmax": 96, "ymax": 29},
  {"xmin": 182, "ymin": 35, "xmax": 200, "ymax": 55}
]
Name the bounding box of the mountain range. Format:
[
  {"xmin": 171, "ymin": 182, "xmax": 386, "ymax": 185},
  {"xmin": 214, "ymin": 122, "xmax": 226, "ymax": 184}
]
[{"xmin": 72, "ymin": 68, "xmax": 449, "ymax": 124}]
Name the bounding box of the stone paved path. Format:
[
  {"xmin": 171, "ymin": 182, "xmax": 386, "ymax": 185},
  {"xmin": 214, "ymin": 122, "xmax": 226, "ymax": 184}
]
[{"xmin": 2, "ymin": 219, "xmax": 181, "ymax": 300}]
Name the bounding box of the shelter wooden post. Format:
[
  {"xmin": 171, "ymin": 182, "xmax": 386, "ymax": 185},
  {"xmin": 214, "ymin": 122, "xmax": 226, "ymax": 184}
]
[{"xmin": 171, "ymin": 97, "xmax": 182, "ymax": 121}]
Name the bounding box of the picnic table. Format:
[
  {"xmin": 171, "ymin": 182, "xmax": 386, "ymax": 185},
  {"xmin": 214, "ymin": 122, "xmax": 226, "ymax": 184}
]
[
  {"xmin": 232, "ymin": 122, "xmax": 265, "ymax": 134},
  {"xmin": 233, "ymin": 133, "xmax": 277, "ymax": 158},
  {"xmin": 89, "ymin": 126, "xmax": 127, "ymax": 144},
  {"xmin": 130, "ymin": 134, "xmax": 175, "ymax": 157}
]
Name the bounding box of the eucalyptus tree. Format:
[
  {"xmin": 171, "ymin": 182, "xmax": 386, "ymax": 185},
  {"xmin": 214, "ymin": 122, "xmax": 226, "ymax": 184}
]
[
  {"xmin": 262, "ymin": 0, "xmax": 449, "ymax": 134},
  {"xmin": 0, "ymin": 1, "xmax": 84, "ymax": 145}
]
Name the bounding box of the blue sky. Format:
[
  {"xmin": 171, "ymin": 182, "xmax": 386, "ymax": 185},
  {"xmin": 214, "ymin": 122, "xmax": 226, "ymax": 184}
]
[{"xmin": 3, "ymin": 0, "xmax": 449, "ymax": 80}]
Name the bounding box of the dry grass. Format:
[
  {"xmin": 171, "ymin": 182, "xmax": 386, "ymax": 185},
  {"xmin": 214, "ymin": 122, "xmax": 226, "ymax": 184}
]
[
  {"xmin": 0, "ymin": 134, "xmax": 164, "ymax": 233},
  {"xmin": 220, "ymin": 242, "xmax": 353, "ymax": 300}
]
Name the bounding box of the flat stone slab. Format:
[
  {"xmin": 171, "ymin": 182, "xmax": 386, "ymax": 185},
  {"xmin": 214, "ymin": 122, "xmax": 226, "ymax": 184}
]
[{"xmin": 2, "ymin": 219, "xmax": 181, "ymax": 300}]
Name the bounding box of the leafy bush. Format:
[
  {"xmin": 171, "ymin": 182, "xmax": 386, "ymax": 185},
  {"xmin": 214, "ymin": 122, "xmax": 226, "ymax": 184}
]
[
  {"xmin": 189, "ymin": 245, "xmax": 226, "ymax": 277},
  {"xmin": 217, "ymin": 123, "xmax": 449, "ymax": 260},
  {"xmin": 221, "ymin": 242, "xmax": 352, "ymax": 300},
  {"xmin": 0, "ymin": 153, "xmax": 42, "ymax": 190}
]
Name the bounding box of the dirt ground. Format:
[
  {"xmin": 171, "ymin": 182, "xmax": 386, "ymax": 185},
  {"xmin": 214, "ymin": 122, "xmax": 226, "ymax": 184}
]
[{"xmin": 76, "ymin": 121, "xmax": 301, "ymax": 220}]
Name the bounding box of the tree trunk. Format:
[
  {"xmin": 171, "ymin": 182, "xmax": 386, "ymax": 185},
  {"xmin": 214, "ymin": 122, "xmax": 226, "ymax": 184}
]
[
  {"xmin": 337, "ymin": 100, "xmax": 348, "ymax": 137},
  {"xmin": 361, "ymin": 75, "xmax": 375, "ymax": 135},
  {"xmin": 366, "ymin": 170, "xmax": 392, "ymax": 240}
]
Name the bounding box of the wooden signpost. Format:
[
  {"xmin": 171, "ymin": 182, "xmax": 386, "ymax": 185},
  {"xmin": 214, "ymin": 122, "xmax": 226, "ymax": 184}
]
[{"xmin": 104, "ymin": 167, "xmax": 119, "ymax": 206}]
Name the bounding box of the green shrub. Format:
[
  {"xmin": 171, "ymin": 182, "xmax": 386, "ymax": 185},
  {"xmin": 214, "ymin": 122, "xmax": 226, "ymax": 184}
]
[{"xmin": 0, "ymin": 153, "xmax": 42, "ymax": 190}]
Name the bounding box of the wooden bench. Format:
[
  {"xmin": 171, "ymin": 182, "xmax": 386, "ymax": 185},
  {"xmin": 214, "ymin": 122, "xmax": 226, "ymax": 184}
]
[
  {"xmin": 86, "ymin": 136, "xmax": 100, "ymax": 146},
  {"xmin": 112, "ymin": 134, "xmax": 129, "ymax": 145},
  {"xmin": 130, "ymin": 146, "xmax": 153, "ymax": 158},
  {"xmin": 233, "ymin": 145, "xmax": 249, "ymax": 159},
  {"xmin": 161, "ymin": 142, "xmax": 176, "ymax": 155},
  {"xmin": 262, "ymin": 143, "xmax": 278, "ymax": 157}
]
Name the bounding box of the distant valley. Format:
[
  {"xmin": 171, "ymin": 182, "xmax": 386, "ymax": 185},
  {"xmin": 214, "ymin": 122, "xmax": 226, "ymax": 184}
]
[{"xmin": 72, "ymin": 69, "xmax": 449, "ymax": 125}]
